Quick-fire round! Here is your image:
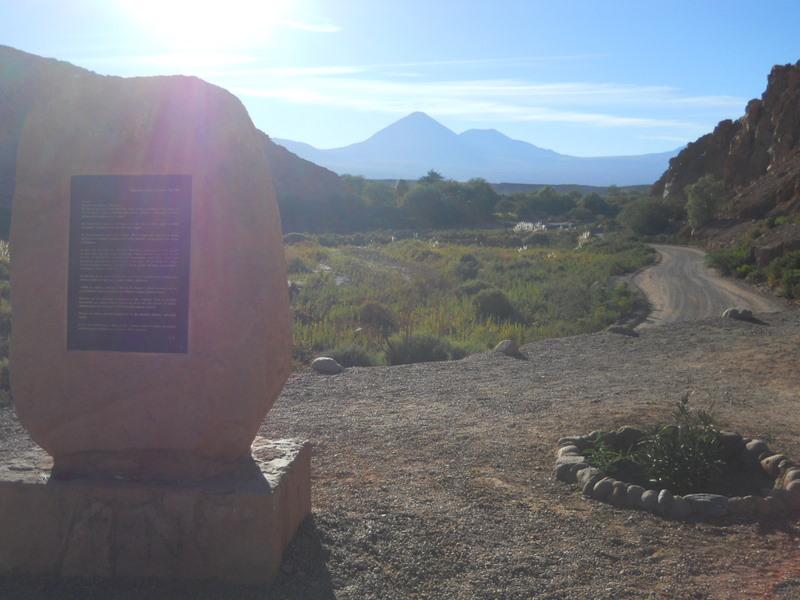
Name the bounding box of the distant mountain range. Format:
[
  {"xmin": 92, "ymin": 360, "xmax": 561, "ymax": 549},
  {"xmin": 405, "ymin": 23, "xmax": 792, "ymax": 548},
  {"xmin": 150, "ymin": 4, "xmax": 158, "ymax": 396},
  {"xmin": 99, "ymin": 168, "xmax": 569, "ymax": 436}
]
[{"xmin": 276, "ymin": 112, "xmax": 681, "ymax": 186}]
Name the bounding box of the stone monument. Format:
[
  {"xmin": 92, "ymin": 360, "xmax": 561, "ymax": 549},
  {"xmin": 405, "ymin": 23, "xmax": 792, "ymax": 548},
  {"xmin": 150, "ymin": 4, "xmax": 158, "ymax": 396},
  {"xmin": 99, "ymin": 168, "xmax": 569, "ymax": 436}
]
[{"xmin": 1, "ymin": 74, "xmax": 310, "ymax": 583}]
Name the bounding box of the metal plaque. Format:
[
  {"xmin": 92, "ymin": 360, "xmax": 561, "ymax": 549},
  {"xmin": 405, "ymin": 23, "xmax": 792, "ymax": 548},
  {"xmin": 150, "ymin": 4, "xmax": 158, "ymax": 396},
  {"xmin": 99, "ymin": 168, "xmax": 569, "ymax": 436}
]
[{"xmin": 67, "ymin": 174, "xmax": 191, "ymax": 353}]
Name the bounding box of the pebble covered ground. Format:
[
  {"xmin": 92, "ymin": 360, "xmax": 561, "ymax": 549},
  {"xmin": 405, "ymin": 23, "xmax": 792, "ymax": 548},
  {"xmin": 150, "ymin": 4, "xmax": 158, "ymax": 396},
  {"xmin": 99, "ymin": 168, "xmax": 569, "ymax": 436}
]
[{"xmin": 1, "ymin": 312, "xmax": 800, "ymax": 599}]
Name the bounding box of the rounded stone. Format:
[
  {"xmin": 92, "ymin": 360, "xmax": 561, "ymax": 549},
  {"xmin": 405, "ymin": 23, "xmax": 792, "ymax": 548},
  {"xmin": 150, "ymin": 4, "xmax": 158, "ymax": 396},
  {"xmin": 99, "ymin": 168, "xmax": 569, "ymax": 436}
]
[
  {"xmin": 557, "ymin": 445, "xmax": 581, "ymax": 458},
  {"xmin": 657, "ymin": 489, "xmax": 673, "ymax": 515},
  {"xmin": 10, "ymin": 76, "xmax": 292, "ymax": 479},
  {"xmin": 683, "ymin": 493, "xmax": 729, "ymax": 518},
  {"xmin": 640, "ymin": 490, "xmax": 659, "ymax": 512},
  {"xmin": 783, "ymin": 468, "xmax": 800, "ymax": 485},
  {"xmin": 626, "ymin": 485, "xmax": 645, "ymax": 507},
  {"xmin": 576, "ymin": 466, "xmax": 601, "ymax": 487},
  {"xmin": 754, "ymin": 496, "xmax": 773, "ymax": 516},
  {"xmin": 722, "ymin": 306, "xmax": 753, "ymax": 321},
  {"xmin": 494, "ymin": 339, "xmax": 523, "ymax": 358},
  {"xmin": 582, "ymin": 472, "xmax": 604, "ymax": 497},
  {"xmin": 557, "ymin": 436, "xmax": 585, "ymax": 448},
  {"xmin": 727, "ymin": 496, "xmax": 748, "ymax": 515},
  {"xmin": 761, "ymin": 454, "xmax": 787, "ymax": 477},
  {"xmin": 745, "ymin": 439, "xmax": 769, "ymax": 458},
  {"xmin": 609, "ymin": 482, "xmax": 628, "ymax": 506},
  {"xmin": 311, "ymin": 356, "xmax": 344, "ymax": 375},
  {"xmin": 785, "ymin": 481, "xmax": 800, "ymax": 509},
  {"xmin": 669, "ymin": 496, "xmax": 692, "ymax": 519},
  {"xmin": 592, "ymin": 477, "xmax": 615, "ymax": 501},
  {"xmin": 739, "ymin": 495, "xmax": 758, "ymax": 515}
]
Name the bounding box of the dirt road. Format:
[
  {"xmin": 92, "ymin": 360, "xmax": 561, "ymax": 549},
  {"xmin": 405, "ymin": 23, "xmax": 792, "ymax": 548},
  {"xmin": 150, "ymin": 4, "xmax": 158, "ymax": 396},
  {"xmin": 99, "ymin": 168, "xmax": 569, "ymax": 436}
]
[{"xmin": 633, "ymin": 244, "xmax": 784, "ymax": 327}]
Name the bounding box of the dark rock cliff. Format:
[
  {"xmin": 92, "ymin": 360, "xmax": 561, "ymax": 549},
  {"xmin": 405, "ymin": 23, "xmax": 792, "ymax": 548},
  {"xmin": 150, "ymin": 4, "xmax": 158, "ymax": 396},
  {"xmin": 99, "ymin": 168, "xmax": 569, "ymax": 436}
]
[{"xmin": 652, "ymin": 60, "xmax": 800, "ymax": 219}]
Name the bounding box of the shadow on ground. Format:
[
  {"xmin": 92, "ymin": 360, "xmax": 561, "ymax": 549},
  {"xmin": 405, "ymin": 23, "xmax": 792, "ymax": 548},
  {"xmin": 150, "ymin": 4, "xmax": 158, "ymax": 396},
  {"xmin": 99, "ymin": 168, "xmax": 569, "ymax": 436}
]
[{"xmin": 0, "ymin": 515, "xmax": 335, "ymax": 600}]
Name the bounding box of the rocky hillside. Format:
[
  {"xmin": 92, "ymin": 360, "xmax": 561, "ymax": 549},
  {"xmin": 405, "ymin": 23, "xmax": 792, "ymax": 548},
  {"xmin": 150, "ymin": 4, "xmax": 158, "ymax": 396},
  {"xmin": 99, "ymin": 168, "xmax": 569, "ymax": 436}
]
[
  {"xmin": 260, "ymin": 132, "xmax": 362, "ymax": 232},
  {"xmin": 0, "ymin": 45, "xmax": 357, "ymax": 235},
  {"xmin": 653, "ymin": 60, "xmax": 800, "ymax": 219}
]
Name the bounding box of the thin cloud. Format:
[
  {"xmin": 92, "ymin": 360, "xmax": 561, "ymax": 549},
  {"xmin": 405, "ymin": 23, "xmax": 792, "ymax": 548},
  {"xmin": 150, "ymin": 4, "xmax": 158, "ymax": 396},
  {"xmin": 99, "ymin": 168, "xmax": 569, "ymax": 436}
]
[
  {"xmin": 231, "ymin": 75, "xmax": 737, "ymax": 130},
  {"xmin": 278, "ymin": 19, "xmax": 341, "ymax": 33}
]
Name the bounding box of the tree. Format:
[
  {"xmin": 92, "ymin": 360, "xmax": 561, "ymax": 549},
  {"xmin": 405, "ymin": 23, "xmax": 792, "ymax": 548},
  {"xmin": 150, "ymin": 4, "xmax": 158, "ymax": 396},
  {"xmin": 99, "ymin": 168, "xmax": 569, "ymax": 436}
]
[
  {"xmin": 394, "ymin": 179, "xmax": 409, "ymax": 200},
  {"xmin": 686, "ymin": 175, "xmax": 726, "ymax": 232},
  {"xmin": 401, "ymin": 184, "xmax": 448, "ymax": 227},
  {"xmin": 617, "ymin": 198, "xmax": 671, "ymax": 235},
  {"xmin": 418, "ymin": 169, "xmax": 444, "ymax": 184}
]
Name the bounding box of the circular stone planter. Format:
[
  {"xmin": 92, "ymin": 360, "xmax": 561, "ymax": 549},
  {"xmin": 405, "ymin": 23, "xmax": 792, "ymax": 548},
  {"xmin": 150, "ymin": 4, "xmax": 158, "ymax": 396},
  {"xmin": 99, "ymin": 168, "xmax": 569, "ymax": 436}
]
[{"xmin": 554, "ymin": 427, "xmax": 800, "ymax": 520}]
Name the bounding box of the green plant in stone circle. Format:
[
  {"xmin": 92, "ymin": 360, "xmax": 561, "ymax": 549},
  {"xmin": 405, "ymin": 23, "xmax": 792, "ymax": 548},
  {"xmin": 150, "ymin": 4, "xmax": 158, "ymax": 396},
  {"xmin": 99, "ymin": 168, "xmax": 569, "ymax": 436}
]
[{"xmin": 634, "ymin": 397, "xmax": 728, "ymax": 495}]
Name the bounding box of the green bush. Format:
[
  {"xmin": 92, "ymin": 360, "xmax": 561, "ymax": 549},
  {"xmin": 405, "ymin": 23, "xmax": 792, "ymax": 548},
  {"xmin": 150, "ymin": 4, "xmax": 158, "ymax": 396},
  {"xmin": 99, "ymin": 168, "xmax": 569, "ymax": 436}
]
[
  {"xmin": 452, "ymin": 253, "xmax": 480, "ymax": 280},
  {"xmin": 705, "ymin": 245, "xmax": 752, "ymax": 276},
  {"xmin": 767, "ymin": 251, "xmax": 800, "ymax": 297},
  {"xmin": 384, "ymin": 334, "xmax": 465, "ymax": 365},
  {"xmin": 358, "ymin": 301, "xmax": 398, "ymax": 338},
  {"xmin": 473, "ymin": 289, "xmax": 517, "ymax": 322},
  {"xmin": 321, "ymin": 345, "xmax": 377, "ymax": 367},
  {"xmin": 286, "ymin": 257, "xmax": 311, "ymax": 273},
  {"xmin": 585, "ymin": 398, "xmax": 748, "ymax": 495},
  {"xmin": 457, "ymin": 279, "xmax": 492, "ymax": 296},
  {"xmin": 283, "ymin": 232, "xmax": 312, "ymax": 244},
  {"xmin": 635, "ymin": 399, "xmax": 728, "ymax": 495}
]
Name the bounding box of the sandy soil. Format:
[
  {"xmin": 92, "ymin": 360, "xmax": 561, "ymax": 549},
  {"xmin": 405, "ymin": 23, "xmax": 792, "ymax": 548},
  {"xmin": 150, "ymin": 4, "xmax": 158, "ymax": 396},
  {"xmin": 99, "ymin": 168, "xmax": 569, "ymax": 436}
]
[
  {"xmin": 633, "ymin": 245, "xmax": 785, "ymax": 328},
  {"xmin": 2, "ymin": 311, "xmax": 800, "ymax": 599}
]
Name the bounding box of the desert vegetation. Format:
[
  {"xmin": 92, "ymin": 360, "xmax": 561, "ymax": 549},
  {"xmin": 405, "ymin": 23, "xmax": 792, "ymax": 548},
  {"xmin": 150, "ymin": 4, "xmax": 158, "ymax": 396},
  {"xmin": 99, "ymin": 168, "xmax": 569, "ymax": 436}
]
[{"xmin": 286, "ymin": 230, "xmax": 653, "ymax": 365}]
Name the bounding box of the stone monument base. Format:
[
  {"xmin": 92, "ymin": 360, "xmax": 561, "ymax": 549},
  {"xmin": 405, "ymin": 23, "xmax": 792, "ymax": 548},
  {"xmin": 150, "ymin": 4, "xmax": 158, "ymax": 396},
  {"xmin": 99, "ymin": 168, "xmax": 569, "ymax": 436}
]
[{"xmin": 0, "ymin": 438, "xmax": 311, "ymax": 585}]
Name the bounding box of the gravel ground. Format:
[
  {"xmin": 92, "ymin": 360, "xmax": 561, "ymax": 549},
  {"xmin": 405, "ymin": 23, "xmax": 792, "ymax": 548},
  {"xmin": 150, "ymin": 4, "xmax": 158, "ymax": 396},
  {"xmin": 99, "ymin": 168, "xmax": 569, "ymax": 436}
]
[{"xmin": 2, "ymin": 312, "xmax": 800, "ymax": 599}]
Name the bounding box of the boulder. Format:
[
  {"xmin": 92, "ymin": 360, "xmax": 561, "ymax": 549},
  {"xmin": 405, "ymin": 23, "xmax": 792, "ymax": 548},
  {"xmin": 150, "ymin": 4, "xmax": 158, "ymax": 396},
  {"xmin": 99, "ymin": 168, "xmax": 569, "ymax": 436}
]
[
  {"xmin": 609, "ymin": 482, "xmax": 628, "ymax": 507},
  {"xmin": 626, "ymin": 484, "xmax": 645, "ymax": 507},
  {"xmin": 745, "ymin": 439, "xmax": 770, "ymax": 459},
  {"xmin": 669, "ymin": 496, "xmax": 692, "ymax": 519},
  {"xmin": 656, "ymin": 489, "xmax": 673, "ymax": 515},
  {"xmin": 605, "ymin": 325, "xmax": 639, "ymax": 337},
  {"xmin": 639, "ymin": 490, "xmax": 659, "ymax": 512},
  {"xmin": 591, "ymin": 477, "xmax": 614, "ymax": 501},
  {"xmin": 722, "ymin": 307, "xmax": 754, "ymax": 321},
  {"xmin": 683, "ymin": 493, "xmax": 729, "ymax": 518},
  {"xmin": 10, "ymin": 70, "xmax": 291, "ymax": 480},
  {"xmin": 493, "ymin": 339, "xmax": 525, "ymax": 359},
  {"xmin": 311, "ymin": 357, "xmax": 344, "ymax": 375},
  {"xmin": 556, "ymin": 445, "xmax": 581, "ymax": 458},
  {"xmin": 761, "ymin": 454, "xmax": 788, "ymax": 477},
  {"xmin": 786, "ymin": 481, "xmax": 800, "ymax": 509}
]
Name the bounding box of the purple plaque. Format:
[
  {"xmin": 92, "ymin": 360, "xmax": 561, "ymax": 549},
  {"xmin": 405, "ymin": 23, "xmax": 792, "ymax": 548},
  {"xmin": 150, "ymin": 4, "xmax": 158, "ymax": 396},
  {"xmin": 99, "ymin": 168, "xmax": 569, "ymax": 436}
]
[{"xmin": 67, "ymin": 175, "xmax": 191, "ymax": 353}]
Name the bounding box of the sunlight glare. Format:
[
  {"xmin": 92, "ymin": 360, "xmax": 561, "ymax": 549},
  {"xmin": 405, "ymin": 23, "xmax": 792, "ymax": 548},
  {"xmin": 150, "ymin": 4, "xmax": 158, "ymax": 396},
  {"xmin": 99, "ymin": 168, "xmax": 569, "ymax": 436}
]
[{"xmin": 118, "ymin": 0, "xmax": 292, "ymax": 49}]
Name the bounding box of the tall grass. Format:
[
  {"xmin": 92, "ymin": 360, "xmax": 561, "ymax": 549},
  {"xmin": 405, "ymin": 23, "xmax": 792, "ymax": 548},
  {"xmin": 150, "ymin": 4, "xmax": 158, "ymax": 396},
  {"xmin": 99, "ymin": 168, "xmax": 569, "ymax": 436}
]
[{"xmin": 286, "ymin": 231, "xmax": 653, "ymax": 365}]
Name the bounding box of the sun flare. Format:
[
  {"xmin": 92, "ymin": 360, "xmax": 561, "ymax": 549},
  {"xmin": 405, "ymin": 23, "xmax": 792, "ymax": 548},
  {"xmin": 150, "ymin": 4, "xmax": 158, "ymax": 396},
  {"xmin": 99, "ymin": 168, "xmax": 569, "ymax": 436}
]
[{"xmin": 118, "ymin": 0, "xmax": 292, "ymax": 49}]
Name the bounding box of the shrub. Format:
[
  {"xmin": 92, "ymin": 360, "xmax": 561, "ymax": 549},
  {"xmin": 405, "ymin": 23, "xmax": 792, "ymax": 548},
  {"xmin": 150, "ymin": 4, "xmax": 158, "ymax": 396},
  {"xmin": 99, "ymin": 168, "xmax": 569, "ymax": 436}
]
[
  {"xmin": 322, "ymin": 345, "xmax": 377, "ymax": 367},
  {"xmin": 286, "ymin": 257, "xmax": 311, "ymax": 273},
  {"xmin": 473, "ymin": 289, "xmax": 517, "ymax": 322},
  {"xmin": 358, "ymin": 301, "xmax": 398, "ymax": 338},
  {"xmin": 706, "ymin": 245, "xmax": 752, "ymax": 276},
  {"xmin": 384, "ymin": 334, "xmax": 465, "ymax": 365},
  {"xmin": 452, "ymin": 253, "xmax": 480, "ymax": 280},
  {"xmin": 283, "ymin": 232, "xmax": 312, "ymax": 244},
  {"xmin": 635, "ymin": 399, "xmax": 728, "ymax": 495},
  {"xmin": 686, "ymin": 175, "xmax": 726, "ymax": 230},
  {"xmin": 458, "ymin": 279, "xmax": 492, "ymax": 296}
]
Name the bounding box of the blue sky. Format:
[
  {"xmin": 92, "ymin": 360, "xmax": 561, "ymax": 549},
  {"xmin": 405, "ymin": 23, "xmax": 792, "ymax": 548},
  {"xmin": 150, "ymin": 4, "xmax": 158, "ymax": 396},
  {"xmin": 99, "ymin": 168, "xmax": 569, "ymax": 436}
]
[{"xmin": 2, "ymin": 0, "xmax": 799, "ymax": 156}]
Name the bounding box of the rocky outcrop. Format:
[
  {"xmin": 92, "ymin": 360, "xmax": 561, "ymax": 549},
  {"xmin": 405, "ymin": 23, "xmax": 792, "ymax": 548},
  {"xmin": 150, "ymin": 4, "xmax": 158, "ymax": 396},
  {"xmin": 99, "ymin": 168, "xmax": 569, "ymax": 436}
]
[
  {"xmin": 261, "ymin": 132, "xmax": 363, "ymax": 232},
  {"xmin": 653, "ymin": 60, "xmax": 800, "ymax": 219}
]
